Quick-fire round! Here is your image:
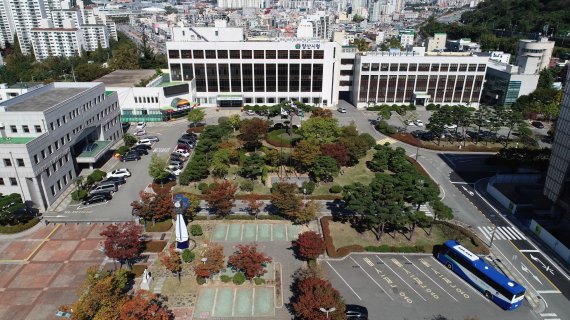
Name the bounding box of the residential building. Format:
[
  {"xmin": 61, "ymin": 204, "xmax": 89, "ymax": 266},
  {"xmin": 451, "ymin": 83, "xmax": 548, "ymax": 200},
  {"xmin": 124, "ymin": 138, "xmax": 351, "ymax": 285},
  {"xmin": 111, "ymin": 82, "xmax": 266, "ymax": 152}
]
[
  {"xmin": 399, "ymin": 29, "xmax": 414, "ymax": 47},
  {"xmin": 1, "ymin": 0, "xmax": 47, "ymax": 54},
  {"xmin": 0, "ymin": 82, "xmax": 121, "ymax": 211},
  {"xmin": 216, "ymin": 0, "xmax": 264, "ymax": 8},
  {"xmin": 296, "ymin": 14, "xmax": 331, "ymax": 40},
  {"xmin": 425, "ymin": 33, "xmax": 446, "ymax": 52},
  {"xmin": 544, "ymin": 68, "xmax": 570, "ymax": 216},
  {"xmin": 30, "ymin": 19, "xmax": 84, "ymax": 60}
]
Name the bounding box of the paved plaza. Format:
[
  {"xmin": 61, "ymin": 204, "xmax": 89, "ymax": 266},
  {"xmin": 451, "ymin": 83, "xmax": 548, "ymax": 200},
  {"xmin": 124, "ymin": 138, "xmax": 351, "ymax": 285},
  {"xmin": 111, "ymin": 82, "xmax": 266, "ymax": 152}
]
[{"xmin": 0, "ymin": 224, "xmax": 109, "ymax": 320}]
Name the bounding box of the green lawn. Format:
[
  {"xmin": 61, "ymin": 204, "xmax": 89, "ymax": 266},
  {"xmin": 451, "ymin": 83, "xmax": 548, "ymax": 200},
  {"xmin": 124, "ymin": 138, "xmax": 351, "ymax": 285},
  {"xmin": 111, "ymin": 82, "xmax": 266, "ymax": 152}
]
[{"xmin": 313, "ymin": 149, "xmax": 376, "ymax": 195}]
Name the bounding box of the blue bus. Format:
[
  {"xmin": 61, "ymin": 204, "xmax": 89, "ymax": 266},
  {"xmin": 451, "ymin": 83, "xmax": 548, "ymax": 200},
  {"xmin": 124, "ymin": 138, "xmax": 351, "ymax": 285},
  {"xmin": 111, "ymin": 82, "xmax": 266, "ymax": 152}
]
[{"xmin": 436, "ymin": 240, "xmax": 526, "ymax": 310}]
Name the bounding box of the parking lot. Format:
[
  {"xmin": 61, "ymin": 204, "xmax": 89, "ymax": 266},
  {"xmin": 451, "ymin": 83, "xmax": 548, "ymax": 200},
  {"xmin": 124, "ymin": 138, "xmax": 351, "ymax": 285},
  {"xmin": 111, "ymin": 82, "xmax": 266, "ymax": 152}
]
[
  {"xmin": 211, "ymin": 223, "xmax": 302, "ymax": 242},
  {"xmin": 194, "ymin": 286, "xmax": 275, "ymax": 318},
  {"xmin": 323, "ymin": 253, "xmax": 535, "ymax": 320}
]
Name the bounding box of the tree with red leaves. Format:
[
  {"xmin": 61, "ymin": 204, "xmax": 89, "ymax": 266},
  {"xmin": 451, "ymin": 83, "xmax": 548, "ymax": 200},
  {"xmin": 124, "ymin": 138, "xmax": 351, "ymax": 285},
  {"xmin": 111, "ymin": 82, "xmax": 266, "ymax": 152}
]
[
  {"xmin": 239, "ymin": 118, "xmax": 269, "ymax": 150},
  {"xmin": 194, "ymin": 244, "xmax": 225, "ymax": 279},
  {"xmin": 131, "ymin": 191, "xmax": 174, "ymax": 226},
  {"xmin": 100, "ymin": 222, "xmax": 144, "ymax": 269},
  {"xmin": 242, "ymin": 193, "xmax": 264, "ymax": 219},
  {"xmin": 205, "ymin": 180, "xmax": 237, "ymax": 217},
  {"xmin": 293, "ymin": 231, "xmax": 326, "ymax": 260},
  {"xmin": 270, "ymin": 182, "xmax": 302, "ymax": 218},
  {"xmin": 119, "ymin": 291, "xmax": 173, "ymax": 320},
  {"xmin": 227, "ymin": 245, "xmax": 272, "ymax": 280},
  {"xmin": 292, "ymin": 277, "xmax": 347, "ymax": 320},
  {"xmin": 321, "ymin": 143, "xmax": 349, "ymax": 167},
  {"xmin": 159, "ymin": 245, "xmax": 182, "ymax": 281}
]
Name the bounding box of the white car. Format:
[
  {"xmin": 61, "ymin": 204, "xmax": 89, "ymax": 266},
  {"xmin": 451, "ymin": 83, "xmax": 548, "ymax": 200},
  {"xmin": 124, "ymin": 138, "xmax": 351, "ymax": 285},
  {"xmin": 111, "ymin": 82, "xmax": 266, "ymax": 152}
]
[
  {"xmin": 166, "ymin": 168, "xmax": 182, "ymax": 176},
  {"xmin": 134, "ymin": 129, "xmax": 146, "ymax": 136},
  {"xmin": 136, "ymin": 138, "xmax": 153, "ymax": 146},
  {"xmin": 337, "ymin": 107, "xmax": 347, "ymax": 113},
  {"xmin": 414, "ymin": 120, "xmax": 424, "ymax": 127},
  {"xmin": 136, "ymin": 122, "xmax": 146, "ymax": 130},
  {"xmin": 168, "ymin": 164, "xmax": 182, "ymax": 170},
  {"xmin": 245, "ymin": 110, "xmax": 256, "ymax": 116},
  {"xmin": 444, "ymin": 124, "xmax": 458, "ymax": 129},
  {"xmin": 405, "ymin": 120, "xmax": 415, "ymax": 126},
  {"xmin": 106, "ymin": 168, "xmax": 131, "ymax": 178},
  {"xmin": 173, "ymin": 149, "xmax": 190, "ymax": 158}
]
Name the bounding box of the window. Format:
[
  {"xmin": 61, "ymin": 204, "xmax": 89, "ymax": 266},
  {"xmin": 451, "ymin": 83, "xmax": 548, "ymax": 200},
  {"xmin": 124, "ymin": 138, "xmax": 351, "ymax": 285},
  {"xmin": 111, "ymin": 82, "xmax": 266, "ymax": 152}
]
[
  {"xmin": 459, "ymin": 64, "xmax": 468, "ymax": 72},
  {"xmin": 302, "ymin": 50, "xmax": 312, "ymax": 59},
  {"xmin": 409, "ymin": 64, "xmax": 418, "ymax": 71},
  {"xmin": 362, "ymin": 64, "xmax": 370, "ymax": 71},
  {"xmin": 217, "ymin": 50, "xmax": 228, "ymax": 58},
  {"xmin": 34, "ymin": 155, "xmax": 39, "ymax": 164},
  {"xmin": 46, "ymin": 168, "xmax": 51, "ymax": 177},
  {"xmin": 313, "ymin": 50, "xmax": 324, "ymax": 59},
  {"xmin": 10, "ymin": 125, "xmax": 17, "ymax": 133},
  {"xmin": 181, "ymin": 50, "xmax": 192, "ymax": 58},
  {"xmin": 55, "ymin": 141, "xmax": 59, "ymax": 149},
  {"xmin": 341, "ymin": 59, "xmax": 354, "ymax": 65},
  {"xmin": 57, "ymin": 119, "xmax": 61, "ymax": 127},
  {"xmin": 193, "ymin": 50, "xmax": 204, "ymax": 59},
  {"xmin": 242, "ymin": 50, "xmax": 252, "ymax": 59},
  {"xmin": 278, "ymin": 50, "xmax": 288, "ymax": 59},
  {"xmin": 9, "ymin": 178, "xmax": 17, "ymax": 186},
  {"xmin": 168, "ymin": 50, "xmax": 179, "ymax": 58},
  {"xmin": 205, "ymin": 50, "xmax": 216, "ymax": 59},
  {"xmin": 0, "ymin": 178, "xmax": 3, "ymax": 185},
  {"xmin": 35, "ymin": 125, "xmax": 41, "ymax": 133},
  {"xmin": 41, "ymin": 150, "xmax": 46, "ymax": 159},
  {"xmin": 50, "ymin": 185, "xmax": 55, "ymax": 196},
  {"xmin": 266, "ymin": 50, "xmax": 276, "ymax": 59},
  {"xmin": 400, "ymin": 63, "xmax": 408, "ymax": 72},
  {"xmin": 371, "ymin": 63, "xmax": 379, "ymax": 71},
  {"xmin": 3, "ymin": 159, "xmax": 11, "ymax": 166},
  {"xmin": 290, "ymin": 51, "xmax": 300, "ymax": 59},
  {"xmin": 230, "ymin": 50, "xmax": 240, "ymax": 59},
  {"xmin": 23, "ymin": 125, "xmax": 29, "ymax": 133},
  {"xmin": 48, "ymin": 145, "xmax": 53, "ymax": 154},
  {"xmin": 431, "ymin": 64, "xmax": 439, "ymax": 71},
  {"xmin": 254, "ymin": 50, "xmax": 264, "ymax": 59},
  {"xmin": 16, "ymin": 159, "xmax": 24, "ymax": 167}
]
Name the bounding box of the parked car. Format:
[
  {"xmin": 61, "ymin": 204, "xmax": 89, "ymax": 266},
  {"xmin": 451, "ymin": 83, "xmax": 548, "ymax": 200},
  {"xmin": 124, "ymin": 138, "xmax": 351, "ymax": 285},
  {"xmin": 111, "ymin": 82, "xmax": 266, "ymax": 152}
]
[
  {"xmin": 102, "ymin": 176, "xmax": 126, "ymax": 185},
  {"xmin": 337, "ymin": 107, "xmax": 347, "ymax": 113},
  {"xmin": 170, "ymin": 153, "xmax": 186, "ymax": 162},
  {"xmin": 82, "ymin": 193, "xmax": 112, "ymax": 205},
  {"xmin": 168, "ymin": 164, "xmax": 183, "ymax": 170},
  {"xmin": 166, "ymin": 168, "xmax": 182, "ymax": 176},
  {"xmin": 181, "ymin": 133, "xmax": 197, "ymax": 139},
  {"xmin": 173, "ymin": 149, "xmax": 190, "ymax": 158},
  {"xmin": 414, "ymin": 120, "xmax": 424, "ymax": 127},
  {"xmin": 346, "ymin": 305, "xmax": 368, "ymax": 319},
  {"xmin": 134, "ymin": 129, "xmax": 146, "ymax": 136},
  {"xmin": 531, "ymin": 121, "xmax": 544, "ymax": 129},
  {"xmin": 180, "ymin": 134, "xmax": 197, "ymax": 142},
  {"xmin": 411, "ymin": 130, "xmax": 425, "ymax": 138},
  {"xmin": 145, "ymin": 135, "xmax": 160, "ymax": 142},
  {"xmin": 137, "ymin": 138, "xmax": 153, "ymax": 146},
  {"xmin": 176, "ymin": 144, "xmax": 191, "ymax": 151},
  {"xmin": 89, "ymin": 183, "xmax": 118, "ymax": 195},
  {"xmin": 444, "ymin": 124, "xmax": 458, "ymax": 129},
  {"xmin": 404, "ymin": 120, "xmax": 415, "ymax": 126},
  {"xmin": 170, "ymin": 159, "xmax": 184, "ymax": 167},
  {"xmin": 136, "ymin": 122, "xmax": 146, "ymax": 130},
  {"xmin": 245, "ymin": 110, "xmax": 256, "ymax": 116},
  {"xmin": 107, "ymin": 168, "xmax": 131, "ymax": 178},
  {"xmin": 121, "ymin": 152, "xmax": 141, "ymax": 162},
  {"xmin": 133, "ymin": 144, "xmax": 151, "ymax": 151},
  {"xmin": 177, "ymin": 139, "xmax": 195, "ymax": 148},
  {"xmin": 131, "ymin": 148, "xmax": 148, "ymax": 156}
]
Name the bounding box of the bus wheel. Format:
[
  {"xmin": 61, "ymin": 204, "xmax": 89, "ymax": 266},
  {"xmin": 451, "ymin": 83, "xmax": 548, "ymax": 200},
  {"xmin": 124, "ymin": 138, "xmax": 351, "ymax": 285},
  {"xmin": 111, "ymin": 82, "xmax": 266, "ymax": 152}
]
[
  {"xmin": 484, "ymin": 291, "xmax": 492, "ymax": 299},
  {"xmin": 446, "ymin": 263, "xmax": 452, "ymax": 270}
]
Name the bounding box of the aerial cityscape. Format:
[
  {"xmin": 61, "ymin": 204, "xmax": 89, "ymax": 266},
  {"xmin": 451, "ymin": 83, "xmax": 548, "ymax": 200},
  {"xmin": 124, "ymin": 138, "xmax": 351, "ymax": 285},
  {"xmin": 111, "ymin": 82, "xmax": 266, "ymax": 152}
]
[{"xmin": 0, "ymin": 0, "xmax": 569, "ymax": 319}]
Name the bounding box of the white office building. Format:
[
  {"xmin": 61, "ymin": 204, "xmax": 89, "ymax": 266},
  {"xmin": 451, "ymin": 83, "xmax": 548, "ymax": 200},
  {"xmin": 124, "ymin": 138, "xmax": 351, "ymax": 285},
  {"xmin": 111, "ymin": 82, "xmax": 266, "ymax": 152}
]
[
  {"xmin": 516, "ymin": 37, "xmax": 555, "ymax": 72},
  {"xmin": 0, "ymin": 82, "xmax": 121, "ymax": 211}
]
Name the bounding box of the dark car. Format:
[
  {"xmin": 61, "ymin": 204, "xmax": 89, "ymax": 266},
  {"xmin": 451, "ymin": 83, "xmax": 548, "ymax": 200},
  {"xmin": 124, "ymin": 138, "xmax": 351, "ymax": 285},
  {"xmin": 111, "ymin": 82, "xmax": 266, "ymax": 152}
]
[
  {"xmin": 531, "ymin": 121, "xmax": 544, "ymax": 129},
  {"xmin": 132, "ymin": 144, "xmax": 151, "ymax": 150},
  {"xmin": 82, "ymin": 193, "xmax": 112, "ymax": 205},
  {"xmin": 182, "ymin": 132, "xmax": 197, "ymax": 139},
  {"xmin": 130, "ymin": 148, "xmax": 148, "ymax": 156},
  {"xmin": 102, "ymin": 176, "xmax": 126, "ymax": 185},
  {"xmin": 170, "ymin": 153, "xmax": 186, "ymax": 161},
  {"xmin": 121, "ymin": 152, "xmax": 141, "ymax": 162},
  {"xmin": 346, "ymin": 304, "xmax": 368, "ymax": 319}
]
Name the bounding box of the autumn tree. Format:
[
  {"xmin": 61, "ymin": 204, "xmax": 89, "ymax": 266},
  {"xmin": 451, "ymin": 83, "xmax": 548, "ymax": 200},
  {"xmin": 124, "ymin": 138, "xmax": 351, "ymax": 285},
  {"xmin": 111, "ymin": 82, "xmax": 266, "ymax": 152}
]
[
  {"xmin": 160, "ymin": 245, "xmax": 182, "ymax": 282},
  {"xmin": 293, "ymin": 231, "xmax": 326, "ymax": 260},
  {"xmin": 242, "ymin": 193, "xmax": 264, "ymax": 219},
  {"xmin": 321, "ymin": 143, "xmax": 349, "ymax": 167},
  {"xmin": 297, "ymin": 117, "xmax": 342, "ymax": 144},
  {"xmin": 292, "ymin": 139, "xmax": 322, "ymax": 169},
  {"xmin": 227, "ymin": 245, "xmax": 272, "ymax": 280},
  {"xmin": 131, "ymin": 191, "xmax": 174, "ymax": 226},
  {"xmin": 271, "ymin": 182, "xmax": 302, "ymax": 218},
  {"xmin": 119, "ymin": 291, "xmax": 173, "ymax": 320},
  {"xmin": 292, "ymin": 277, "xmax": 347, "ymax": 320},
  {"xmin": 205, "ymin": 180, "xmax": 237, "ymax": 217},
  {"xmin": 294, "ymin": 200, "xmax": 321, "ymax": 225},
  {"xmin": 100, "ymin": 222, "xmax": 144, "ymax": 269},
  {"xmin": 194, "ymin": 244, "xmax": 225, "ymax": 279},
  {"xmin": 239, "ymin": 118, "xmax": 269, "ymax": 150},
  {"xmin": 310, "ymin": 108, "xmax": 333, "ymax": 118}
]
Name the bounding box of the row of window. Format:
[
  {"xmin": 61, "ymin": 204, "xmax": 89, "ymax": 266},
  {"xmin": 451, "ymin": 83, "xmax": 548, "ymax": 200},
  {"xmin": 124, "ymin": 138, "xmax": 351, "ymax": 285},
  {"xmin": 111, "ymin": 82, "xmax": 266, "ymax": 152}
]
[
  {"xmin": 361, "ymin": 63, "xmax": 486, "ymax": 72},
  {"xmin": 170, "ymin": 63, "xmax": 324, "ymax": 93},
  {"xmin": 239, "ymin": 97, "xmax": 322, "ymax": 105},
  {"xmin": 3, "ymin": 158, "xmax": 25, "ymax": 167},
  {"xmin": 8, "ymin": 125, "xmax": 42, "ymax": 134},
  {"xmin": 44, "ymin": 152, "xmax": 70, "ymax": 179},
  {"xmin": 134, "ymin": 96, "xmax": 158, "ymax": 104},
  {"xmin": 50, "ymin": 170, "xmax": 73, "ymax": 197},
  {"xmin": 0, "ymin": 177, "xmax": 18, "ymax": 186},
  {"xmin": 169, "ymin": 49, "xmax": 325, "ymax": 60}
]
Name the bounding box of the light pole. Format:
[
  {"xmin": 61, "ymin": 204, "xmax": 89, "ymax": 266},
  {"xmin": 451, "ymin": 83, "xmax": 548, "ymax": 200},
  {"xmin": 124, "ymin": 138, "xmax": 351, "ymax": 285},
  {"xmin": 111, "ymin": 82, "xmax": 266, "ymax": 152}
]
[
  {"xmin": 319, "ymin": 307, "xmax": 336, "ymax": 319},
  {"xmin": 303, "ymin": 188, "xmax": 307, "ymax": 203},
  {"xmin": 415, "ymin": 144, "xmax": 420, "ymax": 161},
  {"xmin": 489, "ymin": 225, "xmax": 497, "ymax": 248}
]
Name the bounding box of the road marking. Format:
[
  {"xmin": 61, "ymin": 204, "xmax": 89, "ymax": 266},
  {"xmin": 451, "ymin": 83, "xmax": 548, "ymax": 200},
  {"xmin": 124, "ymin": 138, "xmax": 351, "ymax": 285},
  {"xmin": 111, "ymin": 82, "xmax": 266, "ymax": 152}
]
[
  {"xmin": 536, "ymin": 290, "xmax": 561, "ymax": 294},
  {"xmin": 349, "ymin": 257, "xmax": 394, "ymax": 301},
  {"xmin": 540, "ymin": 313, "xmax": 558, "ymax": 316},
  {"xmin": 450, "ymin": 181, "xmax": 471, "ymax": 185},
  {"xmin": 404, "ymin": 257, "xmax": 458, "ymax": 302},
  {"xmin": 427, "ymin": 257, "xmax": 487, "ymax": 303},
  {"xmin": 325, "ymin": 261, "xmax": 362, "ymax": 300},
  {"xmin": 519, "ymin": 249, "xmax": 539, "ymax": 253},
  {"xmin": 153, "ymin": 147, "xmax": 171, "ymax": 153},
  {"xmin": 376, "ymin": 256, "xmax": 426, "ymax": 301}
]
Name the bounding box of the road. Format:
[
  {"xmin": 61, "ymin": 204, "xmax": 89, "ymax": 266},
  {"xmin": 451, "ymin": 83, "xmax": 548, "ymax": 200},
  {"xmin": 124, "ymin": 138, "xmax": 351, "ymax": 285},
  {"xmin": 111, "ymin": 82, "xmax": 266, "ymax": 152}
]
[{"xmin": 337, "ymin": 101, "xmax": 569, "ymax": 320}]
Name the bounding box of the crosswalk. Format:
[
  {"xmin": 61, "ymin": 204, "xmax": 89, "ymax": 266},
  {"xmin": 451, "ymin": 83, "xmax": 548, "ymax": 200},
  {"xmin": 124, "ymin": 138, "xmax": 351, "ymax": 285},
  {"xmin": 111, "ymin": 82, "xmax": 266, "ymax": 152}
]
[
  {"xmin": 419, "ymin": 204, "xmax": 433, "ymax": 217},
  {"xmin": 477, "ymin": 226, "xmax": 527, "ymax": 241},
  {"xmin": 540, "ymin": 313, "xmax": 560, "ymax": 320}
]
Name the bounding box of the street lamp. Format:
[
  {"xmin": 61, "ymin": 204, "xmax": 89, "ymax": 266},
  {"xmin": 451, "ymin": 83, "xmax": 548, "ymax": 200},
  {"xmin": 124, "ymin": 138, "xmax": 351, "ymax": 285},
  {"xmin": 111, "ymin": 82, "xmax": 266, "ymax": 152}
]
[
  {"xmin": 415, "ymin": 144, "xmax": 420, "ymax": 161},
  {"xmin": 319, "ymin": 307, "xmax": 336, "ymax": 319},
  {"xmin": 489, "ymin": 225, "xmax": 497, "ymax": 248},
  {"xmin": 303, "ymin": 188, "xmax": 307, "ymax": 203}
]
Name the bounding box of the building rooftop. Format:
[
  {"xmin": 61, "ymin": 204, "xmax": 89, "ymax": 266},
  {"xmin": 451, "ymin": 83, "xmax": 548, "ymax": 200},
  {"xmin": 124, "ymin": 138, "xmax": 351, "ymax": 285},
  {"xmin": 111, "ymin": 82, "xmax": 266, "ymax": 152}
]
[
  {"xmin": 94, "ymin": 70, "xmax": 158, "ymax": 87},
  {"xmin": 0, "ymin": 137, "xmax": 35, "ymax": 144},
  {"xmin": 5, "ymin": 87, "xmax": 86, "ymax": 112},
  {"xmin": 5, "ymin": 82, "xmax": 42, "ymax": 89}
]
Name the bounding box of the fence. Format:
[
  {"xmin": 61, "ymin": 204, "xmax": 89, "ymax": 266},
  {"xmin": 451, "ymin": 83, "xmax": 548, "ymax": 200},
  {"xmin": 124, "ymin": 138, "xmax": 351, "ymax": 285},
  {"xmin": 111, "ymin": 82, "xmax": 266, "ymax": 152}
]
[{"xmin": 529, "ymin": 220, "xmax": 570, "ymax": 265}]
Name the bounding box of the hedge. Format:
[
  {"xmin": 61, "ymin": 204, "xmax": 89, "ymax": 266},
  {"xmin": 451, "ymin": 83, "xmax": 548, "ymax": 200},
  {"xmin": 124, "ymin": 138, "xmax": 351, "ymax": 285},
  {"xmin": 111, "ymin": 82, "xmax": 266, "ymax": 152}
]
[
  {"xmin": 266, "ymin": 129, "xmax": 299, "ymax": 148},
  {"xmin": 220, "ymin": 275, "xmax": 232, "ymax": 283},
  {"xmin": 182, "ymin": 249, "xmax": 195, "ymax": 263},
  {"xmin": 390, "ymin": 133, "xmax": 502, "ymax": 152},
  {"xmin": 176, "ymin": 192, "xmax": 342, "ymax": 201},
  {"xmin": 190, "ymin": 224, "xmax": 203, "ymax": 236},
  {"xmin": 329, "ymin": 185, "xmax": 342, "ymax": 193},
  {"xmin": 254, "ymin": 277, "xmax": 266, "ymax": 285},
  {"xmin": 224, "ymin": 215, "xmax": 255, "ymax": 220},
  {"xmin": 71, "ymin": 189, "xmax": 88, "ymax": 201},
  {"xmin": 365, "ymin": 245, "xmax": 427, "ymax": 253},
  {"xmin": 233, "ymin": 272, "xmax": 246, "ymax": 285},
  {"xmin": 257, "ymin": 215, "xmax": 286, "ymax": 220},
  {"xmin": 197, "ymin": 276, "xmax": 207, "ymax": 285},
  {"xmin": 0, "ymin": 217, "xmax": 41, "ymax": 234},
  {"xmin": 145, "ymin": 220, "xmax": 172, "ymax": 232},
  {"xmin": 320, "ymin": 216, "xmax": 364, "ymax": 258}
]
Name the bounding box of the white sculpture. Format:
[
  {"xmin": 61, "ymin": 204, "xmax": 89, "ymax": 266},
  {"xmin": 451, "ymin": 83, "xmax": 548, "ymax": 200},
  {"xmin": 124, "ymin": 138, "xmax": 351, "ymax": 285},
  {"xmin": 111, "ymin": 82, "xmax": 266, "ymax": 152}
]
[{"xmin": 140, "ymin": 268, "xmax": 153, "ymax": 290}]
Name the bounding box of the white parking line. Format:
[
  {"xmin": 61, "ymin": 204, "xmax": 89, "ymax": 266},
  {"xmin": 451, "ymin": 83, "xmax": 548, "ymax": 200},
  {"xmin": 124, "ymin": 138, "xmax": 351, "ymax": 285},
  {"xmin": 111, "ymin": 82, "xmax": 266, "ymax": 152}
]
[
  {"xmin": 404, "ymin": 257, "xmax": 458, "ymax": 302},
  {"xmin": 325, "ymin": 261, "xmax": 362, "ymax": 300},
  {"xmin": 376, "ymin": 256, "xmax": 427, "ymax": 301},
  {"xmin": 348, "ymin": 257, "xmax": 394, "ymax": 301}
]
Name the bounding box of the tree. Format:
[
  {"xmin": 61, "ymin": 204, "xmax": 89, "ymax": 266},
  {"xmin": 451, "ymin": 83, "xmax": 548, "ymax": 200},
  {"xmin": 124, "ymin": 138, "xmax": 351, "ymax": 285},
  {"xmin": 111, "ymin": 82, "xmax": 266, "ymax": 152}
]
[
  {"xmin": 294, "ymin": 200, "xmax": 321, "ymax": 225},
  {"xmin": 119, "ymin": 291, "xmax": 173, "ymax": 320},
  {"xmin": 187, "ymin": 108, "xmax": 206, "ymax": 128},
  {"xmin": 311, "ymin": 108, "xmax": 333, "ymax": 118},
  {"xmin": 75, "ymin": 63, "xmax": 109, "ymax": 82},
  {"xmin": 294, "ymin": 231, "xmax": 325, "ymax": 260},
  {"xmin": 131, "ymin": 191, "xmax": 174, "ymax": 226},
  {"xmin": 179, "ymin": 153, "xmax": 209, "ymax": 183},
  {"xmin": 271, "ymin": 182, "xmax": 302, "ymax": 218},
  {"xmin": 211, "ymin": 148, "xmax": 231, "ymax": 178},
  {"xmin": 292, "ymin": 277, "xmax": 347, "ymax": 320},
  {"xmin": 227, "ymin": 245, "xmax": 272, "ymax": 280},
  {"xmin": 429, "ymin": 199, "xmax": 454, "ymax": 235},
  {"xmin": 352, "ymin": 14, "xmax": 365, "ymax": 22},
  {"xmin": 148, "ymin": 154, "xmax": 170, "ymax": 184},
  {"xmin": 160, "ymin": 244, "xmax": 182, "ymax": 282},
  {"xmin": 228, "ymin": 114, "xmax": 241, "ymax": 132},
  {"xmin": 109, "ymin": 43, "xmax": 139, "ymax": 70},
  {"xmin": 239, "ymin": 118, "xmax": 269, "ymax": 150},
  {"xmin": 100, "ymin": 222, "xmax": 144, "ymax": 269},
  {"xmin": 292, "ymin": 139, "xmax": 322, "ymax": 169},
  {"xmin": 205, "ymin": 180, "xmax": 237, "ymax": 217},
  {"xmin": 309, "ymin": 156, "xmax": 339, "ymax": 182},
  {"xmin": 194, "ymin": 244, "xmax": 225, "ymax": 279},
  {"xmin": 123, "ymin": 133, "xmax": 137, "ymax": 148},
  {"xmin": 298, "ymin": 117, "xmax": 342, "ymax": 144},
  {"xmin": 242, "ymin": 194, "xmax": 264, "ymax": 219},
  {"xmin": 240, "ymin": 153, "xmax": 265, "ymax": 179},
  {"xmin": 338, "ymin": 135, "xmax": 371, "ymax": 165},
  {"xmin": 427, "ymin": 107, "xmax": 449, "ymax": 145},
  {"xmin": 321, "ymin": 143, "xmax": 349, "ymax": 167}
]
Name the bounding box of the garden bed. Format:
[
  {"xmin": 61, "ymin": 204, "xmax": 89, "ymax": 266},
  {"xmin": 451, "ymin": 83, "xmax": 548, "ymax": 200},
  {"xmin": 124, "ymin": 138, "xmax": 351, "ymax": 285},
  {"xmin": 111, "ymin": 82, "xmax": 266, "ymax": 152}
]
[
  {"xmin": 144, "ymin": 240, "xmax": 168, "ymax": 253},
  {"xmin": 391, "ymin": 133, "xmax": 503, "ymax": 152},
  {"xmin": 266, "ymin": 129, "xmax": 301, "ymax": 147},
  {"xmin": 0, "ymin": 217, "xmax": 41, "ymax": 234},
  {"xmin": 145, "ymin": 220, "xmax": 172, "ymax": 232}
]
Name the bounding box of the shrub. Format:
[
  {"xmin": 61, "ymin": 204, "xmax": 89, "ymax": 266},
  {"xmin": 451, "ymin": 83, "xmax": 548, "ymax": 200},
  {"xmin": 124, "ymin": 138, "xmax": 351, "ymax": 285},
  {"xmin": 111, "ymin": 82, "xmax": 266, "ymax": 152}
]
[
  {"xmin": 233, "ymin": 272, "xmax": 246, "ymax": 285},
  {"xmin": 329, "ymin": 185, "xmax": 342, "ymax": 193},
  {"xmin": 308, "ymin": 259, "xmax": 317, "ymax": 269},
  {"xmin": 426, "ymin": 104, "xmax": 438, "ymax": 111},
  {"xmin": 89, "ymin": 169, "xmax": 106, "ymax": 182},
  {"xmin": 182, "ymin": 249, "xmax": 195, "ymax": 263},
  {"xmin": 0, "ymin": 217, "xmax": 40, "ymax": 234},
  {"xmin": 198, "ymin": 183, "xmax": 209, "ymax": 193},
  {"xmin": 220, "ymin": 275, "xmax": 232, "ymax": 283},
  {"xmin": 197, "ymin": 276, "xmax": 207, "ymax": 285},
  {"xmin": 71, "ymin": 189, "xmax": 87, "ymax": 201},
  {"xmin": 224, "ymin": 215, "xmax": 255, "ymax": 220},
  {"xmin": 218, "ymin": 116, "xmax": 229, "ymax": 125},
  {"xmin": 254, "ymin": 277, "xmax": 266, "ymax": 285},
  {"xmin": 190, "ymin": 225, "xmax": 203, "ymax": 236},
  {"xmin": 240, "ymin": 180, "xmax": 254, "ymax": 192},
  {"xmin": 375, "ymin": 120, "xmax": 396, "ymax": 135},
  {"xmin": 116, "ymin": 146, "xmax": 129, "ymax": 155},
  {"xmin": 301, "ymin": 181, "xmax": 315, "ymax": 195},
  {"xmin": 257, "ymin": 215, "xmax": 285, "ymax": 220}
]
